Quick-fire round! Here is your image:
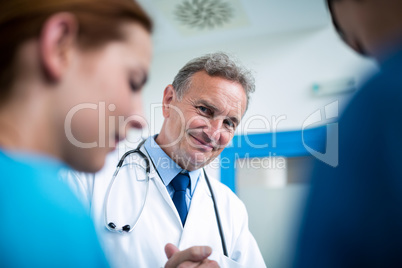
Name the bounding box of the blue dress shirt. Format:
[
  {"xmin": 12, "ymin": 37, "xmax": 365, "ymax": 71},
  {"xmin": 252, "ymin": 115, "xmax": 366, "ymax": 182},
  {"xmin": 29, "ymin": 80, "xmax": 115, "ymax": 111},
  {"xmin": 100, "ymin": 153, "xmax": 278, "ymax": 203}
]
[{"xmin": 143, "ymin": 135, "xmax": 201, "ymax": 210}]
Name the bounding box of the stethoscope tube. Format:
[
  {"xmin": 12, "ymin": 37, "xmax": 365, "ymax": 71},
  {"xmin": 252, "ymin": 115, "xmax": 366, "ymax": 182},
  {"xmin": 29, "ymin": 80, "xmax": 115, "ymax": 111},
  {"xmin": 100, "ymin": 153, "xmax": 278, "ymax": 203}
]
[
  {"xmin": 104, "ymin": 140, "xmax": 228, "ymax": 257},
  {"xmin": 104, "ymin": 140, "xmax": 150, "ymax": 234},
  {"xmin": 203, "ymin": 169, "xmax": 228, "ymax": 257}
]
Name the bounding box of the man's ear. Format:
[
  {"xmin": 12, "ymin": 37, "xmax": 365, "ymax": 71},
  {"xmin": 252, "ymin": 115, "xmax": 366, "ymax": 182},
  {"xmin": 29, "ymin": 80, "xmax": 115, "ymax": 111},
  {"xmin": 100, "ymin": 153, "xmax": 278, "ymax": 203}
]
[
  {"xmin": 39, "ymin": 12, "xmax": 78, "ymax": 82},
  {"xmin": 162, "ymin": 85, "xmax": 176, "ymax": 118}
]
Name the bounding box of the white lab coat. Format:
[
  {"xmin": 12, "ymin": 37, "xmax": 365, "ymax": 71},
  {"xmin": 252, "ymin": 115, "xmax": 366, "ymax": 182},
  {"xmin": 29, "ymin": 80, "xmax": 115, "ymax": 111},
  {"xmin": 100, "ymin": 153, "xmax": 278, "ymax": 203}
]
[{"xmin": 64, "ymin": 146, "xmax": 266, "ymax": 268}]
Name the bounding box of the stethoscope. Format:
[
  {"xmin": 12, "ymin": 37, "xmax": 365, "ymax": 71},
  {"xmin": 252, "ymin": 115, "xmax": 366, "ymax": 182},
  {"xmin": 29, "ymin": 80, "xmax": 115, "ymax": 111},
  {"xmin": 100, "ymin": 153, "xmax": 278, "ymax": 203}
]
[{"xmin": 103, "ymin": 140, "xmax": 228, "ymax": 257}]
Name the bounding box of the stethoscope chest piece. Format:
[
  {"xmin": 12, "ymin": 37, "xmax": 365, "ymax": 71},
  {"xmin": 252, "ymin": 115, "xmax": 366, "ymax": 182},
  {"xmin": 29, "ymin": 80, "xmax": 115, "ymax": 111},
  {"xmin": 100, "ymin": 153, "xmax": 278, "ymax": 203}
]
[
  {"xmin": 102, "ymin": 141, "xmax": 227, "ymax": 257},
  {"xmin": 104, "ymin": 145, "xmax": 150, "ymax": 234}
]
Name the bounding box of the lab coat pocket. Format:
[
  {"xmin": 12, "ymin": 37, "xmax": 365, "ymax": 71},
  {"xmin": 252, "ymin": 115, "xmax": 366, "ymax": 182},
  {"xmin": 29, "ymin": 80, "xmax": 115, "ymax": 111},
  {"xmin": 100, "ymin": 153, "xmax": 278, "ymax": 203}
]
[{"xmin": 212, "ymin": 252, "xmax": 245, "ymax": 268}]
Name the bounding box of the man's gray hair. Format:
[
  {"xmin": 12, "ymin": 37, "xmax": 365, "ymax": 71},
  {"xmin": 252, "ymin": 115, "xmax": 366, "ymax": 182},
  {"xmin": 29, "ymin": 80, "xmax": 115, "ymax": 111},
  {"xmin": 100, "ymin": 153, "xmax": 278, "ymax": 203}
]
[{"xmin": 172, "ymin": 52, "xmax": 255, "ymax": 109}]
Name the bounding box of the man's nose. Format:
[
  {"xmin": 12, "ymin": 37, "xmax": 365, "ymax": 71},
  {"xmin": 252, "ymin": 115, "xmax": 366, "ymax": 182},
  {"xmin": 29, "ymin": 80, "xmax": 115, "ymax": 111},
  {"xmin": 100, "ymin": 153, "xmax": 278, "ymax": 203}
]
[{"xmin": 204, "ymin": 119, "xmax": 224, "ymax": 142}]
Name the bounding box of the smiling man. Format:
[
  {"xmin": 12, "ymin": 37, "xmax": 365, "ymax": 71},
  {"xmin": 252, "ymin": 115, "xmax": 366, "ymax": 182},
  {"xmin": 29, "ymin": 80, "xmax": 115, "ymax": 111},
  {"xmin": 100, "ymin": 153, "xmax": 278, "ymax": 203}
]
[
  {"xmin": 156, "ymin": 66, "xmax": 247, "ymax": 171},
  {"xmin": 66, "ymin": 52, "xmax": 266, "ymax": 268}
]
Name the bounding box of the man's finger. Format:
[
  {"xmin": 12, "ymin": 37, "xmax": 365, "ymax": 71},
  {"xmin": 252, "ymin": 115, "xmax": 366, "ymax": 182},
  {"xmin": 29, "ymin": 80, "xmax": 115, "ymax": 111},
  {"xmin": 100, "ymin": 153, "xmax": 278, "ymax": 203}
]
[
  {"xmin": 198, "ymin": 259, "xmax": 220, "ymax": 267},
  {"xmin": 165, "ymin": 243, "xmax": 180, "ymax": 259},
  {"xmin": 165, "ymin": 245, "xmax": 212, "ymax": 268}
]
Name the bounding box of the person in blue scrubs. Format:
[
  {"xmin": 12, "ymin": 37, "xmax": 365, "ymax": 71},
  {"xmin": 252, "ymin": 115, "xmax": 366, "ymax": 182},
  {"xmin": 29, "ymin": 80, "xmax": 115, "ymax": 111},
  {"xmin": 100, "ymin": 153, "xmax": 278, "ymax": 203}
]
[
  {"xmin": 0, "ymin": 152, "xmax": 109, "ymax": 267},
  {"xmin": 293, "ymin": 0, "xmax": 402, "ymax": 267},
  {"xmin": 0, "ymin": 0, "xmax": 152, "ymax": 266}
]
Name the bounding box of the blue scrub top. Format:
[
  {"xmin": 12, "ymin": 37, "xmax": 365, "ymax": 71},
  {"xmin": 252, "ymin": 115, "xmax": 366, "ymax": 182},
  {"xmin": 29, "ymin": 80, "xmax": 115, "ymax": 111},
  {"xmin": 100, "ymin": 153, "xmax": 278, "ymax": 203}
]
[
  {"xmin": 0, "ymin": 150, "xmax": 109, "ymax": 267},
  {"xmin": 293, "ymin": 48, "xmax": 402, "ymax": 267}
]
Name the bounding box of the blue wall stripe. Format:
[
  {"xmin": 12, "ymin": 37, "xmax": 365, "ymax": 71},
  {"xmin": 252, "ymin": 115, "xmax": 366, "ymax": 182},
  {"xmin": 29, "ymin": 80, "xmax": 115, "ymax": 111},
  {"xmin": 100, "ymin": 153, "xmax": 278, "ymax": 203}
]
[{"xmin": 219, "ymin": 126, "xmax": 326, "ymax": 193}]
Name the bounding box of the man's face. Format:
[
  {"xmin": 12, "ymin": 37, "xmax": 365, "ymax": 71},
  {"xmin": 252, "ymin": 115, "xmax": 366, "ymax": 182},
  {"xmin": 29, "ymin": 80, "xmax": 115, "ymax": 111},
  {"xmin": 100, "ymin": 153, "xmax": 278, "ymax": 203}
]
[{"xmin": 159, "ymin": 71, "xmax": 247, "ymax": 170}]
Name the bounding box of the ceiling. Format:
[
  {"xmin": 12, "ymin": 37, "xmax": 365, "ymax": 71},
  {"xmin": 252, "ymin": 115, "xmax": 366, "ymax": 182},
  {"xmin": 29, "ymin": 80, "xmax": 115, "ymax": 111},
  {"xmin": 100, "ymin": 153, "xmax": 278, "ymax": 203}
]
[{"xmin": 136, "ymin": 0, "xmax": 331, "ymax": 53}]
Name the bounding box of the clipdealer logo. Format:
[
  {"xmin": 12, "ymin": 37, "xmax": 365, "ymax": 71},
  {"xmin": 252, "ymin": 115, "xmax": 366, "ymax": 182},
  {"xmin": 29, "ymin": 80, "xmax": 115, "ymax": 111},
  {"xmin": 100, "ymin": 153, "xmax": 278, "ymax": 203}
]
[{"xmin": 302, "ymin": 101, "xmax": 339, "ymax": 167}]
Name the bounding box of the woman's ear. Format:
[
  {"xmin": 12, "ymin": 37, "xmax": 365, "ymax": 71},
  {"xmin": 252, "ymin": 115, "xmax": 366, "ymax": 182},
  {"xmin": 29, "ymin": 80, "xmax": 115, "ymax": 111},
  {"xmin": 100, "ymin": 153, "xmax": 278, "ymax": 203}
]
[
  {"xmin": 162, "ymin": 85, "xmax": 176, "ymax": 118},
  {"xmin": 39, "ymin": 12, "xmax": 78, "ymax": 82}
]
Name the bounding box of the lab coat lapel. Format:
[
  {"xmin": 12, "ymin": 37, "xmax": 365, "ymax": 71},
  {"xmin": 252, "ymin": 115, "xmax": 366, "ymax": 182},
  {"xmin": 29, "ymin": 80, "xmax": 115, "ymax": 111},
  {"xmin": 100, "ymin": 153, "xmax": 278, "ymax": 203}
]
[
  {"xmin": 179, "ymin": 172, "xmax": 223, "ymax": 254},
  {"xmin": 142, "ymin": 147, "xmax": 183, "ymax": 228}
]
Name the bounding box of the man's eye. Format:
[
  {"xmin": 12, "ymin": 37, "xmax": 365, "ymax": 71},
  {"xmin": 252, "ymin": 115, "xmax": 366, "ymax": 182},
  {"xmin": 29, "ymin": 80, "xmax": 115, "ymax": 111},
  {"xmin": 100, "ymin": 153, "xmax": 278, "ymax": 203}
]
[
  {"xmin": 198, "ymin": 106, "xmax": 211, "ymax": 115},
  {"xmin": 224, "ymin": 119, "xmax": 235, "ymax": 129}
]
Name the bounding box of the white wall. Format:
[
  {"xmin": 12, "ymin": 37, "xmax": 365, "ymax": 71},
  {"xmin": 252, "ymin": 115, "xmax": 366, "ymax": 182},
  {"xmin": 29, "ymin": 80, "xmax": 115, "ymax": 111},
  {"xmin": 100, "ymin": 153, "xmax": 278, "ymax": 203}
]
[{"xmin": 140, "ymin": 25, "xmax": 376, "ymax": 137}]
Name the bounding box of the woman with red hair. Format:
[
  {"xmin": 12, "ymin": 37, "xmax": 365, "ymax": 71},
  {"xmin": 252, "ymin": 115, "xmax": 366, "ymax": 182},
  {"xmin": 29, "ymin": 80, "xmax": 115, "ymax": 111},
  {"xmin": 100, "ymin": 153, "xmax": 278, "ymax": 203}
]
[{"xmin": 0, "ymin": 0, "xmax": 152, "ymax": 266}]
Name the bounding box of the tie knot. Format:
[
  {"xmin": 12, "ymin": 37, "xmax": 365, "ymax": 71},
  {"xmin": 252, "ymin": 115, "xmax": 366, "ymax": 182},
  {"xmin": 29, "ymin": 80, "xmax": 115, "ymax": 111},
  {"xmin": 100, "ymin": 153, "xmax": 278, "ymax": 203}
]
[{"xmin": 171, "ymin": 173, "xmax": 190, "ymax": 192}]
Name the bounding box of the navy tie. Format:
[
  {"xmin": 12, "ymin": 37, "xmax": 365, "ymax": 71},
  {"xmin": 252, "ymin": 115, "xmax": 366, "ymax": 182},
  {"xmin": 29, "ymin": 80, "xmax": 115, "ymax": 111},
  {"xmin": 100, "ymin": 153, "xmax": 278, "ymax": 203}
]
[{"xmin": 171, "ymin": 173, "xmax": 190, "ymax": 226}]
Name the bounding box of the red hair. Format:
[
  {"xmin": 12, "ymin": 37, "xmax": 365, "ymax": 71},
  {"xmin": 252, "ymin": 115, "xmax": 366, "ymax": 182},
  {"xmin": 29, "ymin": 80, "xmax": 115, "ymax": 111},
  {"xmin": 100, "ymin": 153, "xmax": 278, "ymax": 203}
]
[{"xmin": 0, "ymin": 0, "xmax": 152, "ymax": 103}]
